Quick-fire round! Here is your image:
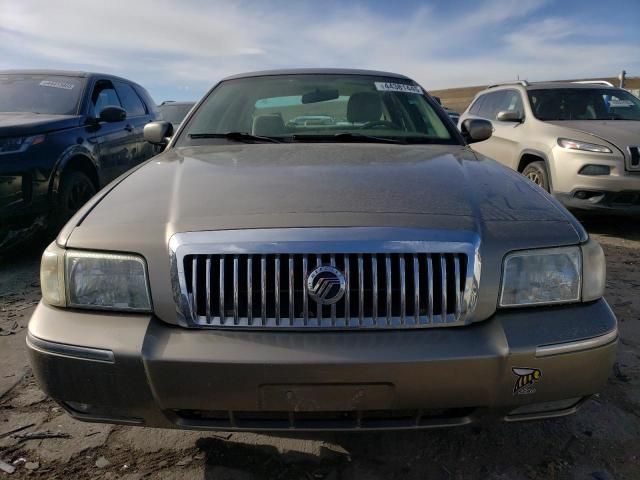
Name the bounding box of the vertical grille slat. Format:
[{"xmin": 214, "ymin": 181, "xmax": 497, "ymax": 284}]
[
  {"xmin": 183, "ymin": 249, "xmax": 469, "ymax": 329},
  {"xmin": 302, "ymin": 255, "xmax": 309, "ymax": 325},
  {"xmin": 371, "ymin": 255, "xmax": 378, "ymax": 324},
  {"xmin": 247, "ymin": 256, "xmax": 253, "ymax": 325},
  {"xmin": 330, "ymin": 255, "xmax": 337, "ymax": 325},
  {"xmin": 275, "ymin": 255, "xmax": 281, "ymax": 325},
  {"xmin": 219, "ymin": 257, "xmax": 225, "ymax": 324},
  {"xmin": 413, "ymin": 255, "xmax": 420, "ymax": 324},
  {"xmin": 205, "ymin": 256, "xmax": 211, "ymax": 324},
  {"xmin": 289, "ymin": 256, "xmax": 295, "ymax": 325},
  {"xmin": 385, "ymin": 255, "xmax": 392, "ymax": 325},
  {"xmin": 344, "ymin": 254, "xmax": 351, "ymax": 324},
  {"xmin": 440, "ymin": 255, "xmax": 447, "ymax": 321},
  {"xmin": 427, "ymin": 254, "xmax": 434, "ymax": 324},
  {"xmin": 454, "ymin": 255, "xmax": 461, "ymax": 319},
  {"xmin": 399, "ymin": 255, "xmax": 406, "ymax": 324},
  {"xmin": 357, "ymin": 254, "xmax": 364, "ymax": 325},
  {"xmin": 233, "ymin": 255, "xmax": 239, "ymax": 325},
  {"xmin": 260, "ymin": 255, "xmax": 267, "ymax": 324}
]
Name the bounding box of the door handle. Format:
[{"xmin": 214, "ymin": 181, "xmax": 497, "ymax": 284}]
[{"xmin": 124, "ymin": 124, "xmax": 134, "ymax": 132}]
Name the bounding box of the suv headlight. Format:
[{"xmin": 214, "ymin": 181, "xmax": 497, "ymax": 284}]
[
  {"xmin": 40, "ymin": 243, "xmax": 152, "ymax": 312},
  {"xmin": 499, "ymin": 240, "xmax": 605, "ymax": 307},
  {"xmin": 0, "ymin": 134, "xmax": 46, "ymax": 154},
  {"xmin": 557, "ymin": 138, "xmax": 612, "ymax": 154}
]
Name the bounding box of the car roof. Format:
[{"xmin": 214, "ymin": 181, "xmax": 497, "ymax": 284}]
[
  {"xmin": 0, "ymin": 69, "xmax": 143, "ymax": 87},
  {"xmin": 485, "ymin": 81, "xmax": 621, "ymax": 92},
  {"xmin": 221, "ymin": 68, "xmax": 412, "ymax": 81}
]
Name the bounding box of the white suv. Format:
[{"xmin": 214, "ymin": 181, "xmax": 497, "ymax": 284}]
[{"xmin": 459, "ymin": 81, "xmax": 640, "ymax": 214}]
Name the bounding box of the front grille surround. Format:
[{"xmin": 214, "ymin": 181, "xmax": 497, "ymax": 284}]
[{"xmin": 169, "ymin": 228, "xmax": 480, "ymax": 330}]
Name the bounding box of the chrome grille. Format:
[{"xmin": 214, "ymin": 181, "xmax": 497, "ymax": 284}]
[{"xmin": 169, "ymin": 228, "xmax": 480, "ymax": 329}]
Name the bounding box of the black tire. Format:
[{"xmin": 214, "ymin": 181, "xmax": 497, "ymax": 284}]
[
  {"xmin": 522, "ymin": 161, "xmax": 550, "ymax": 192},
  {"xmin": 55, "ymin": 171, "xmax": 97, "ymax": 225}
]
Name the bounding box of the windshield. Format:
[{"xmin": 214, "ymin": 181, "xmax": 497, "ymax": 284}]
[
  {"xmin": 529, "ymin": 88, "xmax": 640, "ymax": 121},
  {"xmin": 178, "ymin": 74, "xmax": 457, "ymax": 145},
  {"xmin": 158, "ymin": 103, "xmax": 194, "ymax": 124},
  {"xmin": 0, "ymin": 74, "xmax": 84, "ymax": 115}
]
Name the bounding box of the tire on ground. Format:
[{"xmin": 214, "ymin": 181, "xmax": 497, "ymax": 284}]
[
  {"xmin": 55, "ymin": 171, "xmax": 97, "ymax": 226},
  {"xmin": 522, "ymin": 161, "xmax": 550, "ymax": 192}
]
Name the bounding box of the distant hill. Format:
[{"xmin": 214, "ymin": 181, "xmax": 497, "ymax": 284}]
[{"xmin": 430, "ymin": 77, "xmax": 640, "ymax": 114}]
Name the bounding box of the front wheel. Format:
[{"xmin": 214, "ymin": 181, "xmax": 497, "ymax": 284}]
[
  {"xmin": 522, "ymin": 161, "xmax": 550, "ymax": 192},
  {"xmin": 55, "ymin": 171, "xmax": 97, "ymax": 225}
]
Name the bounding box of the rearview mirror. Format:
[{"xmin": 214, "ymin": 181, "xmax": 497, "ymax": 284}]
[
  {"xmin": 496, "ymin": 110, "xmax": 523, "ymax": 123},
  {"xmin": 461, "ymin": 119, "xmax": 493, "ymax": 144},
  {"xmin": 144, "ymin": 121, "xmax": 173, "ymax": 145},
  {"xmin": 98, "ymin": 106, "xmax": 126, "ymax": 123},
  {"xmin": 302, "ymin": 89, "xmax": 339, "ymax": 104}
]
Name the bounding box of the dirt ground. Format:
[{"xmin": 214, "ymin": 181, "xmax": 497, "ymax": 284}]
[{"xmin": 0, "ymin": 217, "xmax": 638, "ymax": 480}]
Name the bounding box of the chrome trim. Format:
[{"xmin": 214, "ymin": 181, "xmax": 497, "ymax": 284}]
[
  {"xmin": 27, "ymin": 333, "xmax": 114, "ymax": 363},
  {"xmin": 168, "ymin": 228, "xmax": 480, "ymax": 329},
  {"xmin": 440, "ymin": 256, "xmax": 447, "ymax": 323},
  {"xmin": 205, "ymin": 256, "xmax": 211, "ymax": 324},
  {"xmin": 247, "ymin": 255, "xmax": 253, "ymax": 325},
  {"xmin": 371, "ymin": 255, "xmax": 378, "ymax": 324},
  {"xmin": 413, "ymin": 255, "xmax": 420, "ymax": 324},
  {"xmin": 535, "ymin": 328, "xmax": 618, "ymax": 357}
]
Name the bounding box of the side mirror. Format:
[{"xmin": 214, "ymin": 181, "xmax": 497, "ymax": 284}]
[
  {"xmin": 461, "ymin": 119, "xmax": 493, "ymax": 144},
  {"xmin": 144, "ymin": 121, "xmax": 173, "ymax": 145},
  {"xmin": 98, "ymin": 106, "xmax": 126, "ymax": 123},
  {"xmin": 496, "ymin": 110, "xmax": 523, "ymax": 123}
]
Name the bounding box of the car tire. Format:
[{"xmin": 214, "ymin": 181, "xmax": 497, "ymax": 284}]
[
  {"xmin": 522, "ymin": 161, "xmax": 550, "ymax": 192},
  {"xmin": 55, "ymin": 171, "xmax": 97, "ymax": 225}
]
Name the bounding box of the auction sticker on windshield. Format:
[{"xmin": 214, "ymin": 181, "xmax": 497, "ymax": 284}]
[
  {"xmin": 374, "ymin": 82, "xmax": 423, "ymax": 94},
  {"xmin": 39, "ymin": 80, "xmax": 75, "ymax": 90}
]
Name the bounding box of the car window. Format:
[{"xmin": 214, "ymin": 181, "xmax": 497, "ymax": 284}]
[
  {"xmin": 469, "ymin": 94, "xmax": 486, "ymax": 115},
  {"xmin": 115, "ymin": 82, "xmax": 147, "ymax": 117},
  {"xmin": 90, "ymin": 80, "xmax": 121, "ymax": 118},
  {"xmin": 180, "ymin": 74, "xmax": 458, "ymax": 145},
  {"xmin": 477, "ymin": 91, "xmax": 503, "ymax": 119},
  {"xmin": 529, "ymin": 88, "xmax": 640, "ymax": 121},
  {"xmin": 0, "ymin": 74, "xmax": 84, "ymax": 115},
  {"xmin": 158, "ymin": 103, "xmax": 194, "ymax": 124},
  {"xmin": 495, "ymin": 90, "xmax": 524, "ymax": 119}
]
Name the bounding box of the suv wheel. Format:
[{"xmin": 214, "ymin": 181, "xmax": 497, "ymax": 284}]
[
  {"xmin": 55, "ymin": 171, "xmax": 97, "ymax": 225},
  {"xmin": 522, "ymin": 161, "xmax": 550, "ymax": 192}
]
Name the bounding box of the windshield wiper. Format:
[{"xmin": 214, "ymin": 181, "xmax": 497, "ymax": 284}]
[
  {"xmin": 189, "ymin": 132, "xmax": 282, "ymax": 143},
  {"xmin": 285, "ymin": 133, "xmax": 405, "ymax": 145}
]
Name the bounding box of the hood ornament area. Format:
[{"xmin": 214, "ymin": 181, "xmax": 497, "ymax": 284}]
[{"xmin": 307, "ymin": 265, "xmax": 346, "ymax": 305}]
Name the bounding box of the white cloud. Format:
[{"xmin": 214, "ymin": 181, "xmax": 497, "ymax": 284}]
[{"xmin": 0, "ymin": 0, "xmax": 636, "ymax": 99}]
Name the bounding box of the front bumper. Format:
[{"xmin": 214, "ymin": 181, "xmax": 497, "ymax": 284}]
[
  {"xmin": 27, "ymin": 300, "xmax": 617, "ymax": 431},
  {"xmin": 550, "ymin": 147, "xmax": 640, "ymax": 213}
]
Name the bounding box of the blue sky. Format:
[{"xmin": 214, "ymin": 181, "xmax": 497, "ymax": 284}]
[{"xmin": 0, "ymin": 0, "xmax": 638, "ymax": 103}]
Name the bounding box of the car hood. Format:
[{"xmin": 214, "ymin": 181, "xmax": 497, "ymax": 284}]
[
  {"xmin": 548, "ymin": 120, "xmax": 640, "ymax": 150},
  {"xmin": 72, "ymin": 143, "xmax": 578, "ymax": 230},
  {"xmin": 64, "ymin": 143, "xmax": 584, "ymax": 324},
  {"xmin": 0, "ymin": 112, "xmax": 82, "ymax": 136}
]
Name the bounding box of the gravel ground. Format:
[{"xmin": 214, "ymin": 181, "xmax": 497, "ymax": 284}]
[{"xmin": 0, "ymin": 217, "xmax": 638, "ymax": 480}]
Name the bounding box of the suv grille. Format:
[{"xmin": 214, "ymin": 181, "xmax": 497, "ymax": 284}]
[{"xmin": 169, "ymin": 229, "xmax": 479, "ymax": 330}]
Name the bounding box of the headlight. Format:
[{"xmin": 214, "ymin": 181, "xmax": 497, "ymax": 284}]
[
  {"xmin": 557, "ymin": 138, "xmax": 612, "ymax": 153},
  {"xmin": 0, "ymin": 134, "xmax": 46, "ymax": 154},
  {"xmin": 40, "ymin": 244, "xmax": 152, "ymax": 312},
  {"xmin": 499, "ymin": 240, "xmax": 606, "ymax": 307}
]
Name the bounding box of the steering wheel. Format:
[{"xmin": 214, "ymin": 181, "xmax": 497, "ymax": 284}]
[{"xmin": 361, "ymin": 120, "xmax": 400, "ymax": 130}]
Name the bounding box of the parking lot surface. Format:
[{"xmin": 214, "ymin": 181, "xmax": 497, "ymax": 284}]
[{"xmin": 1, "ymin": 216, "xmax": 639, "ymax": 479}]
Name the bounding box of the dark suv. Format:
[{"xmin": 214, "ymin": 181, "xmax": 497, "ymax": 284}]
[{"xmin": 0, "ymin": 70, "xmax": 159, "ymax": 250}]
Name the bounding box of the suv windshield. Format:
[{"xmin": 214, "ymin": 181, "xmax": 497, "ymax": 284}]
[
  {"xmin": 529, "ymin": 88, "xmax": 640, "ymax": 121},
  {"xmin": 179, "ymin": 74, "xmax": 457, "ymax": 145},
  {"xmin": 0, "ymin": 74, "xmax": 84, "ymax": 115}
]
